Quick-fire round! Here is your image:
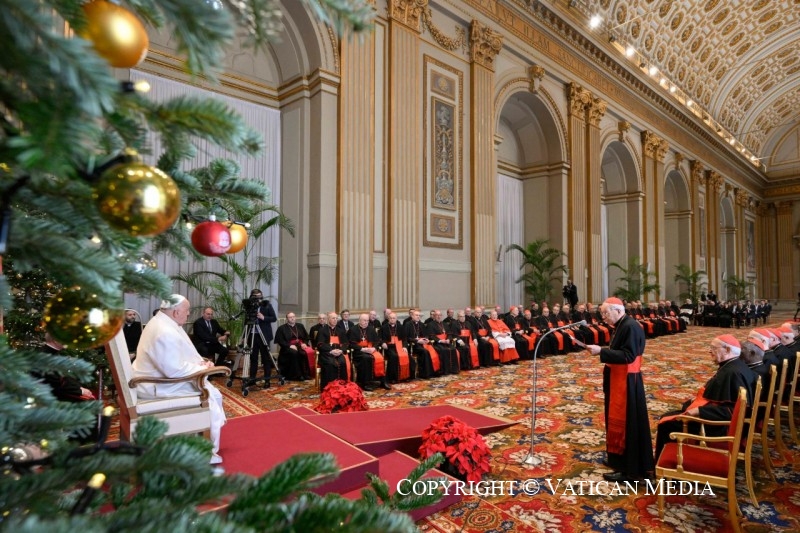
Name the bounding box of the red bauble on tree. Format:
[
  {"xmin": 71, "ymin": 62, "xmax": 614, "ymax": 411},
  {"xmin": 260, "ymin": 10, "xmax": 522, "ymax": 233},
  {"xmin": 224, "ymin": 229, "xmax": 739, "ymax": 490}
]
[{"xmin": 191, "ymin": 216, "xmax": 231, "ymax": 256}]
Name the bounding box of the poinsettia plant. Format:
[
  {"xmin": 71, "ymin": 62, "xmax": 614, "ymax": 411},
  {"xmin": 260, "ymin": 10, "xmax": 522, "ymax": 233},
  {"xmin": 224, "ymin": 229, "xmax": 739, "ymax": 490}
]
[
  {"xmin": 315, "ymin": 380, "xmax": 368, "ymax": 413},
  {"xmin": 418, "ymin": 415, "xmax": 491, "ymax": 482}
]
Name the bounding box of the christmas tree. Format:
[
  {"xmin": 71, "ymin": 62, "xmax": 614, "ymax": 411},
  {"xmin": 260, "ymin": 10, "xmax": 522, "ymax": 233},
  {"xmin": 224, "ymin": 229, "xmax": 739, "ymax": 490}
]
[{"xmin": 0, "ymin": 1, "xmax": 442, "ymax": 529}]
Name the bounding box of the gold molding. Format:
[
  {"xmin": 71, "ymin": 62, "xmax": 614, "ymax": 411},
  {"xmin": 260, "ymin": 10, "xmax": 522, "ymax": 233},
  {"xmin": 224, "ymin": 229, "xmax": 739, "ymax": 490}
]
[
  {"xmin": 764, "ymin": 184, "xmax": 800, "ymax": 198},
  {"xmin": 707, "ymin": 171, "xmax": 724, "ymax": 192},
  {"xmin": 528, "ymin": 64, "xmax": 545, "ymax": 93},
  {"xmin": 388, "ymin": 0, "xmax": 428, "ymax": 33},
  {"xmin": 587, "ymin": 97, "xmax": 607, "ymax": 127},
  {"xmin": 469, "ymin": 20, "xmax": 503, "ymax": 71},
  {"xmin": 567, "ymin": 82, "xmax": 591, "ymax": 118},
  {"xmin": 642, "ymin": 131, "xmax": 662, "ymax": 160},
  {"xmin": 421, "ymin": 7, "xmax": 466, "ymax": 51},
  {"xmin": 776, "ymin": 200, "xmax": 794, "ymax": 215},
  {"xmin": 690, "ymin": 160, "xmax": 705, "ymax": 185},
  {"xmin": 617, "ymin": 120, "xmax": 631, "ymax": 141}
]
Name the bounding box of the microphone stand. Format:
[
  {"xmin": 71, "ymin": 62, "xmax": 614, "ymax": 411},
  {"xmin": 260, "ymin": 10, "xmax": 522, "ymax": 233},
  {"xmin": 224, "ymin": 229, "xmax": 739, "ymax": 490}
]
[{"xmin": 522, "ymin": 320, "xmax": 587, "ymax": 466}]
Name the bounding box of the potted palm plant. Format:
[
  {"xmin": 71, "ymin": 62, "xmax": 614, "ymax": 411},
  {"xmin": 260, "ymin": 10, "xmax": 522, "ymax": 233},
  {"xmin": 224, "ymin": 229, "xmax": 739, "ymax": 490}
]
[
  {"xmin": 505, "ymin": 239, "xmax": 568, "ymax": 304},
  {"xmin": 608, "ymin": 256, "xmax": 660, "ymax": 302}
]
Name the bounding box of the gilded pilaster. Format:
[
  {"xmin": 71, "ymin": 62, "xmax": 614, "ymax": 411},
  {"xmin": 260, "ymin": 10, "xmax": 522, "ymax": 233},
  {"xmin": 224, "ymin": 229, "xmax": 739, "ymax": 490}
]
[
  {"xmin": 387, "ymin": 3, "xmax": 424, "ymax": 308},
  {"xmin": 706, "ymin": 171, "xmax": 723, "ymax": 289},
  {"xmin": 733, "ymin": 188, "xmax": 748, "ymax": 279},
  {"xmin": 469, "ymin": 20, "xmax": 502, "ymax": 305},
  {"xmin": 690, "ymin": 160, "xmax": 704, "ymax": 271},
  {"xmin": 338, "ymin": 26, "xmax": 376, "ymax": 310},
  {"xmin": 776, "ymin": 201, "xmax": 794, "ymax": 300},
  {"xmin": 566, "ymin": 82, "xmax": 591, "ymax": 294},
  {"xmin": 756, "ymin": 203, "xmax": 776, "ymax": 299},
  {"xmin": 641, "ymin": 131, "xmax": 667, "ymax": 298},
  {"xmin": 586, "ymin": 97, "xmax": 606, "ymax": 301}
]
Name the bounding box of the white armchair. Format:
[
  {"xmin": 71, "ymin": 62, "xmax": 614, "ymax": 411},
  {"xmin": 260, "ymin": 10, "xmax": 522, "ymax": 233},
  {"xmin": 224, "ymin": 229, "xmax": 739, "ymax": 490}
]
[{"xmin": 105, "ymin": 329, "xmax": 230, "ymax": 441}]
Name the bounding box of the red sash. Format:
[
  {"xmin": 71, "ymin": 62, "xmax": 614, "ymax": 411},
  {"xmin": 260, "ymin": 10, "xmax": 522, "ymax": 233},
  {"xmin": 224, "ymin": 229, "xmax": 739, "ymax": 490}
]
[
  {"xmin": 606, "ymin": 355, "xmax": 642, "ymax": 455},
  {"xmin": 423, "ymin": 344, "xmax": 441, "ymax": 372},
  {"xmin": 329, "ymin": 335, "xmax": 352, "ymax": 380},
  {"xmin": 659, "ymin": 387, "xmax": 712, "ymax": 424},
  {"xmin": 389, "ymin": 335, "xmax": 410, "ymax": 380},
  {"xmin": 460, "ymin": 328, "xmax": 480, "ymax": 368},
  {"xmin": 357, "ymin": 339, "xmax": 385, "ymax": 378},
  {"xmin": 478, "ymin": 328, "xmax": 500, "ymax": 361}
]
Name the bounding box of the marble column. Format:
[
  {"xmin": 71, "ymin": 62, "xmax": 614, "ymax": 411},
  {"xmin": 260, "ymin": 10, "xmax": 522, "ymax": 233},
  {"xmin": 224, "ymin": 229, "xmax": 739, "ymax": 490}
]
[
  {"xmin": 757, "ymin": 203, "xmax": 776, "ymax": 299},
  {"xmin": 706, "ymin": 171, "xmax": 724, "ymax": 290},
  {"xmin": 469, "ymin": 20, "xmax": 502, "ymax": 305},
  {"xmin": 734, "ymin": 188, "xmax": 749, "ymax": 278},
  {"xmin": 689, "ymin": 160, "xmax": 705, "ymax": 272}
]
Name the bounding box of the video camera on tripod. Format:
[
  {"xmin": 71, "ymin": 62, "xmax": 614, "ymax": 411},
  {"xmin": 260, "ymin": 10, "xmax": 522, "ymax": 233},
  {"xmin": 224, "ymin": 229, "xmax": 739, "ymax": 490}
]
[{"xmin": 241, "ymin": 295, "xmax": 266, "ymax": 325}]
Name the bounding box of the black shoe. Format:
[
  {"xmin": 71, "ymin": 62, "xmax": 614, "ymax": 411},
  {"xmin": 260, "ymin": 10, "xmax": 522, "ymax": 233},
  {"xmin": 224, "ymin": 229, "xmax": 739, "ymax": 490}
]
[
  {"xmin": 362, "ymin": 385, "xmax": 375, "ymax": 392},
  {"xmin": 380, "ymin": 381, "xmax": 391, "ymax": 390}
]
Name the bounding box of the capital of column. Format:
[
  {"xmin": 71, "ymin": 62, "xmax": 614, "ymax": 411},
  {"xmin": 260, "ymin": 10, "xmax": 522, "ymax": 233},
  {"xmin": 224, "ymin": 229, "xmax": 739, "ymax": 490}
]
[
  {"xmin": 388, "ymin": 0, "xmax": 428, "ymax": 32},
  {"xmin": 706, "ymin": 170, "xmax": 724, "ymax": 192},
  {"xmin": 641, "ymin": 131, "xmax": 662, "ymax": 159},
  {"xmin": 567, "ymin": 82, "xmax": 591, "ymax": 119},
  {"xmin": 734, "ymin": 188, "xmax": 749, "ymax": 208},
  {"xmin": 469, "ymin": 20, "xmax": 503, "ymax": 71},
  {"xmin": 756, "ymin": 202, "xmax": 771, "ymax": 217},
  {"xmin": 587, "ymin": 97, "xmax": 607, "ymax": 126},
  {"xmin": 777, "ymin": 200, "xmax": 794, "ymax": 215},
  {"xmin": 690, "ymin": 160, "xmax": 705, "ymax": 185},
  {"xmin": 528, "ymin": 64, "xmax": 545, "ymax": 94}
]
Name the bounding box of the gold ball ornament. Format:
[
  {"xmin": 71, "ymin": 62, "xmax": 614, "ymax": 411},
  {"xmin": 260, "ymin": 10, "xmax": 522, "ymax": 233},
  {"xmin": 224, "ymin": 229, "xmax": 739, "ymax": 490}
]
[
  {"xmin": 224, "ymin": 222, "xmax": 248, "ymax": 254},
  {"xmin": 79, "ymin": 1, "xmax": 149, "ymax": 68},
  {"xmin": 43, "ymin": 289, "xmax": 123, "ymax": 349},
  {"xmin": 94, "ymin": 158, "xmax": 180, "ymax": 236}
]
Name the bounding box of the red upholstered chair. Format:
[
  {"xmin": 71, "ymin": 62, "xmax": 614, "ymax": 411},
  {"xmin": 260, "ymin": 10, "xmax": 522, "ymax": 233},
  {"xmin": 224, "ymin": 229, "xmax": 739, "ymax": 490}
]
[{"xmin": 655, "ymin": 387, "xmax": 748, "ymax": 533}]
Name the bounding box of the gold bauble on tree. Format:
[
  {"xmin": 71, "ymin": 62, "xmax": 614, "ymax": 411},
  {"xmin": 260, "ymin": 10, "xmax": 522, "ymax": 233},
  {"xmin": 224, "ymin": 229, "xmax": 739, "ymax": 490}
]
[
  {"xmin": 224, "ymin": 221, "xmax": 248, "ymax": 254},
  {"xmin": 94, "ymin": 152, "xmax": 181, "ymax": 236},
  {"xmin": 43, "ymin": 289, "xmax": 124, "ymax": 349},
  {"xmin": 79, "ymin": 1, "xmax": 149, "ymax": 68}
]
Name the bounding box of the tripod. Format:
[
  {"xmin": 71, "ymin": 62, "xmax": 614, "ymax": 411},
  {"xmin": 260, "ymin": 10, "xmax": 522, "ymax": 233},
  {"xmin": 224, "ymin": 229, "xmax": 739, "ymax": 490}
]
[{"xmin": 226, "ymin": 322, "xmax": 284, "ymax": 397}]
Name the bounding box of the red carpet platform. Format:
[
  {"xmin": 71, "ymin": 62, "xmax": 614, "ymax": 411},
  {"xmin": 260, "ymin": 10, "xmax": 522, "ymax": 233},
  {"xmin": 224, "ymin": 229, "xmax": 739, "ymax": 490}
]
[
  {"xmin": 219, "ymin": 409, "xmax": 378, "ymax": 495},
  {"xmin": 341, "ymin": 451, "xmax": 460, "ymax": 521},
  {"xmin": 299, "ymin": 405, "xmax": 516, "ymax": 457},
  {"xmin": 219, "ymin": 405, "xmax": 515, "ymax": 520}
]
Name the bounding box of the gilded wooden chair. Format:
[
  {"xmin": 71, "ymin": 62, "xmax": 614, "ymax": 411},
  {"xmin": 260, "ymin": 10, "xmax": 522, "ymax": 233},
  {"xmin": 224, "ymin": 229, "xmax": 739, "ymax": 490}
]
[
  {"xmin": 772, "ymin": 357, "xmax": 799, "ymax": 456},
  {"xmin": 655, "ymin": 387, "xmax": 748, "ymax": 533}
]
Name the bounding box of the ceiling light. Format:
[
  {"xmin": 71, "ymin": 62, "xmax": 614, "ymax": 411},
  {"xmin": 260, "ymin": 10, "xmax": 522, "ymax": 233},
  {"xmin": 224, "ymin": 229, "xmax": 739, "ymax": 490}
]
[
  {"xmin": 589, "ymin": 15, "xmax": 602, "ymax": 28},
  {"xmin": 626, "ymin": 46, "xmax": 635, "ymax": 57},
  {"xmin": 649, "ymin": 65, "xmax": 658, "ymax": 76},
  {"xmin": 686, "ymin": 99, "xmax": 693, "ymax": 107},
  {"xmin": 669, "ymin": 85, "xmax": 677, "ymax": 93}
]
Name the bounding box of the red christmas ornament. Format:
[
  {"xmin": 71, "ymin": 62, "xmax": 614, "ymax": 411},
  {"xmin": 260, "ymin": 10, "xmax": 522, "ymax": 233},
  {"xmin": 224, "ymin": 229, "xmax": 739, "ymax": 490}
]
[{"xmin": 191, "ymin": 217, "xmax": 231, "ymax": 256}]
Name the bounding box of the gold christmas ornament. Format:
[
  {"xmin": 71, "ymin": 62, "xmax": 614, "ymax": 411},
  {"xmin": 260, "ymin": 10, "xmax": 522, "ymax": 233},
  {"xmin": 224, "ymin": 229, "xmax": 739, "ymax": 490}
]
[
  {"xmin": 79, "ymin": 1, "xmax": 149, "ymax": 68},
  {"xmin": 94, "ymin": 154, "xmax": 180, "ymax": 236},
  {"xmin": 43, "ymin": 289, "xmax": 123, "ymax": 349},
  {"xmin": 224, "ymin": 221, "xmax": 248, "ymax": 254}
]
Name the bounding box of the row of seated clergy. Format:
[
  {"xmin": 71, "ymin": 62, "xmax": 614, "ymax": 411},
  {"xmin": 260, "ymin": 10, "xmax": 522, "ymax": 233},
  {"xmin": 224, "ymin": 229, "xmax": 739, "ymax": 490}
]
[{"xmin": 626, "ymin": 304, "xmax": 685, "ymax": 337}]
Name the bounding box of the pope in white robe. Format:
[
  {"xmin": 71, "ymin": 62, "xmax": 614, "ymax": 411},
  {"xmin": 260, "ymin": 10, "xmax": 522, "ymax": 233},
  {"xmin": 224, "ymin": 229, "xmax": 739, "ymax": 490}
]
[{"xmin": 132, "ymin": 295, "xmax": 226, "ymax": 464}]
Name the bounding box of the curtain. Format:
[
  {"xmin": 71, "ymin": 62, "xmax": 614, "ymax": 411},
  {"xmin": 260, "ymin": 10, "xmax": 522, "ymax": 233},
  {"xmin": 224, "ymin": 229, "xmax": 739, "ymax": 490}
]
[{"xmin": 496, "ymin": 174, "xmax": 524, "ymax": 309}]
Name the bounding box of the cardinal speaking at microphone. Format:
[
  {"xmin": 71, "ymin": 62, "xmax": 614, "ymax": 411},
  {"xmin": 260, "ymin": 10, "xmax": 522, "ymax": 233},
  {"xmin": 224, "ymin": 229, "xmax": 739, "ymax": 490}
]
[{"xmin": 585, "ymin": 297, "xmax": 654, "ymax": 482}]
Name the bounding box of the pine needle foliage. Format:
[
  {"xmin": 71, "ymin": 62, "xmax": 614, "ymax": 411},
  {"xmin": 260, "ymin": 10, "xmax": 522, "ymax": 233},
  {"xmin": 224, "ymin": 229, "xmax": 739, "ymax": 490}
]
[{"xmin": 0, "ymin": 1, "xmax": 435, "ymax": 531}]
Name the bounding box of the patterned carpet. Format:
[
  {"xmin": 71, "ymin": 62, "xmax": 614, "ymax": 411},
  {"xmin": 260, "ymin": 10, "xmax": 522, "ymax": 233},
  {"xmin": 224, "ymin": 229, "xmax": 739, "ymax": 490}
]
[{"xmin": 174, "ymin": 314, "xmax": 800, "ymax": 531}]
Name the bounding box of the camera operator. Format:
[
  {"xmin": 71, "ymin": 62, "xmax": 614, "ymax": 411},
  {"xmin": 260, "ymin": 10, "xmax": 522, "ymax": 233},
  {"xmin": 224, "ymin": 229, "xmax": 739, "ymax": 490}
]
[
  {"xmin": 562, "ymin": 279, "xmax": 578, "ymax": 307},
  {"xmin": 244, "ymin": 288, "xmax": 277, "ymax": 385}
]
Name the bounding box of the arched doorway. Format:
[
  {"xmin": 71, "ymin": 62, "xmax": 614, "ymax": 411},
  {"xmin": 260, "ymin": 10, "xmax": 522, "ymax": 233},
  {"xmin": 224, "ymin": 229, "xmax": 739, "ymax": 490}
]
[
  {"xmin": 600, "ymin": 141, "xmax": 641, "ymax": 298},
  {"xmin": 495, "ymin": 89, "xmax": 565, "ymax": 308},
  {"xmin": 664, "ymin": 170, "xmax": 692, "ymax": 300}
]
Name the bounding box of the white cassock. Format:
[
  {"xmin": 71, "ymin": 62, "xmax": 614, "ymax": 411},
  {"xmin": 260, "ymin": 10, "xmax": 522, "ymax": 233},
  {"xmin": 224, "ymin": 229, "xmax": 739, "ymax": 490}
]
[{"xmin": 132, "ymin": 312, "xmax": 226, "ymax": 463}]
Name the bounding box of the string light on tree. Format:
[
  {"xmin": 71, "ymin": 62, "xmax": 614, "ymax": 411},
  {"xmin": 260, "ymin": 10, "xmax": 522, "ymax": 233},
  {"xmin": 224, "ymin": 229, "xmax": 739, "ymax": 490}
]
[
  {"xmin": 93, "ymin": 150, "xmax": 180, "ymax": 237},
  {"xmin": 43, "ymin": 288, "xmax": 123, "ymax": 349},
  {"xmin": 191, "ymin": 215, "xmax": 231, "ymax": 256},
  {"xmin": 78, "ymin": 0, "xmax": 149, "ymax": 68}
]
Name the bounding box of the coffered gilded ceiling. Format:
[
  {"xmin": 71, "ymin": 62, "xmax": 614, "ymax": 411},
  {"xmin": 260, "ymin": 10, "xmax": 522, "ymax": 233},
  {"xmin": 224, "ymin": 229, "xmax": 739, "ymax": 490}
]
[{"xmin": 582, "ymin": 0, "xmax": 800, "ymax": 180}]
